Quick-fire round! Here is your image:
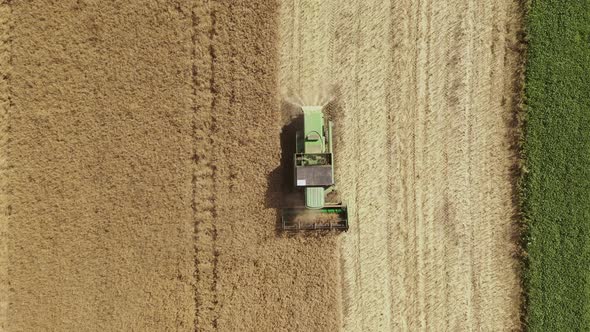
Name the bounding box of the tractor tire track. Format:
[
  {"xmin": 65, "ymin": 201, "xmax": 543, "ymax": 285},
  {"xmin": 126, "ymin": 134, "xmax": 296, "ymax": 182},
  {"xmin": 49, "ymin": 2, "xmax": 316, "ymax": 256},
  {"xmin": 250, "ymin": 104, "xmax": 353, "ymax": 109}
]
[
  {"xmin": 387, "ymin": 0, "xmax": 418, "ymax": 329},
  {"xmin": 192, "ymin": 1, "xmax": 220, "ymax": 330}
]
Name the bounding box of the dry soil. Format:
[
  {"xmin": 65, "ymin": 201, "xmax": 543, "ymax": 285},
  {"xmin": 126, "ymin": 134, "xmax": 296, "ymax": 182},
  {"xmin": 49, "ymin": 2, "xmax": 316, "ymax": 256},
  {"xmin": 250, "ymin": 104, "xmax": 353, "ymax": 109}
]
[{"xmin": 0, "ymin": 0, "xmax": 523, "ymax": 331}]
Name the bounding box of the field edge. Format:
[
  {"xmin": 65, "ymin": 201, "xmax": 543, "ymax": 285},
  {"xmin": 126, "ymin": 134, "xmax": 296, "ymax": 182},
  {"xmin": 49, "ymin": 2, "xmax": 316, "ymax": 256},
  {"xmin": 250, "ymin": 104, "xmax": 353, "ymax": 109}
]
[{"xmin": 0, "ymin": 1, "xmax": 11, "ymax": 329}]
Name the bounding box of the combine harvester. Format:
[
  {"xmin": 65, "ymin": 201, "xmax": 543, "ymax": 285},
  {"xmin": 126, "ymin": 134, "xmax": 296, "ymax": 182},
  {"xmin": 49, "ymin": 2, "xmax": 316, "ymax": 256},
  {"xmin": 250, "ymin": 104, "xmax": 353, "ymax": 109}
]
[{"xmin": 281, "ymin": 106, "xmax": 349, "ymax": 231}]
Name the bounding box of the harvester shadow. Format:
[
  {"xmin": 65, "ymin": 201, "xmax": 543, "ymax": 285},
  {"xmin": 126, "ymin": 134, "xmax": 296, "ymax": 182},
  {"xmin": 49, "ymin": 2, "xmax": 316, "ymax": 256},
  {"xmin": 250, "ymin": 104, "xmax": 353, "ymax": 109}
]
[{"xmin": 265, "ymin": 101, "xmax": 303, "ymax": 234}]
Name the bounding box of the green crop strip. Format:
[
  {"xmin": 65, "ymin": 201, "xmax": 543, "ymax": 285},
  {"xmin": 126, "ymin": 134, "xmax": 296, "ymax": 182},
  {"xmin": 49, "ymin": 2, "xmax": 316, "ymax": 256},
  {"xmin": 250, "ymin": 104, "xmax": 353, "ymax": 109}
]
[{"xmin": 523, "ymin": 0, "xmax": 590, "ymax": 330}]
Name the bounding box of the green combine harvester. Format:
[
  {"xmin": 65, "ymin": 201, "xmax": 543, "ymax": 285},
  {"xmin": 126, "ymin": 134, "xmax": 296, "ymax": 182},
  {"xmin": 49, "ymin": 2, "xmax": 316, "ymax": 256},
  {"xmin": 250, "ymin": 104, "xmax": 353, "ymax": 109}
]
[{"xmin": 281, "ymin": 106, "xmax": 349, "ymax": 231}]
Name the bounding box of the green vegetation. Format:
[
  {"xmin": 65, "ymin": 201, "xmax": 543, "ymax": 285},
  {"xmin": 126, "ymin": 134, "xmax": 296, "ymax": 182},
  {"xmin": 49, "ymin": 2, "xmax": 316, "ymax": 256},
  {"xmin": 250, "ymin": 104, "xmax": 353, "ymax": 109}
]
[{"xmin": 523, "ymin": 0, "xmax": 590, "ymax": 330}]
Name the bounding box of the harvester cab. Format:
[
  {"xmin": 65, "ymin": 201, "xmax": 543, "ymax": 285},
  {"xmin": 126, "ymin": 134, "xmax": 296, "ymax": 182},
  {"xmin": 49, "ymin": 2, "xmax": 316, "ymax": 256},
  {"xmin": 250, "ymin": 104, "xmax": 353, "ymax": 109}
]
[{"xmin": 280, "ymin": 106, "xmax": 349, "ymax": 231}]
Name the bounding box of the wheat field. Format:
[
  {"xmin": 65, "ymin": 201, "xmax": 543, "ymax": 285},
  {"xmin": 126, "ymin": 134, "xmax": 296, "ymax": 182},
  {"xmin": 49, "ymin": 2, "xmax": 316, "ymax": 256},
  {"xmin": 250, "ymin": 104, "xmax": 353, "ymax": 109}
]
[{"xmin": 0, "ymin": 0, "xmax": 523, "ymax": 331}]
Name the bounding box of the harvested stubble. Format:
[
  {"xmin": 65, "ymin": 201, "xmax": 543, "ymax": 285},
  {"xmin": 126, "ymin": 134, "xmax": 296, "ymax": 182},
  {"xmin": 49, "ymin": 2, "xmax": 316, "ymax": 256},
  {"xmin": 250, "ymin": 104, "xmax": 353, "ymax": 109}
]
[{"xmin": 279, "ymin": 0, "xmax": 525, "ymax": 330}]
